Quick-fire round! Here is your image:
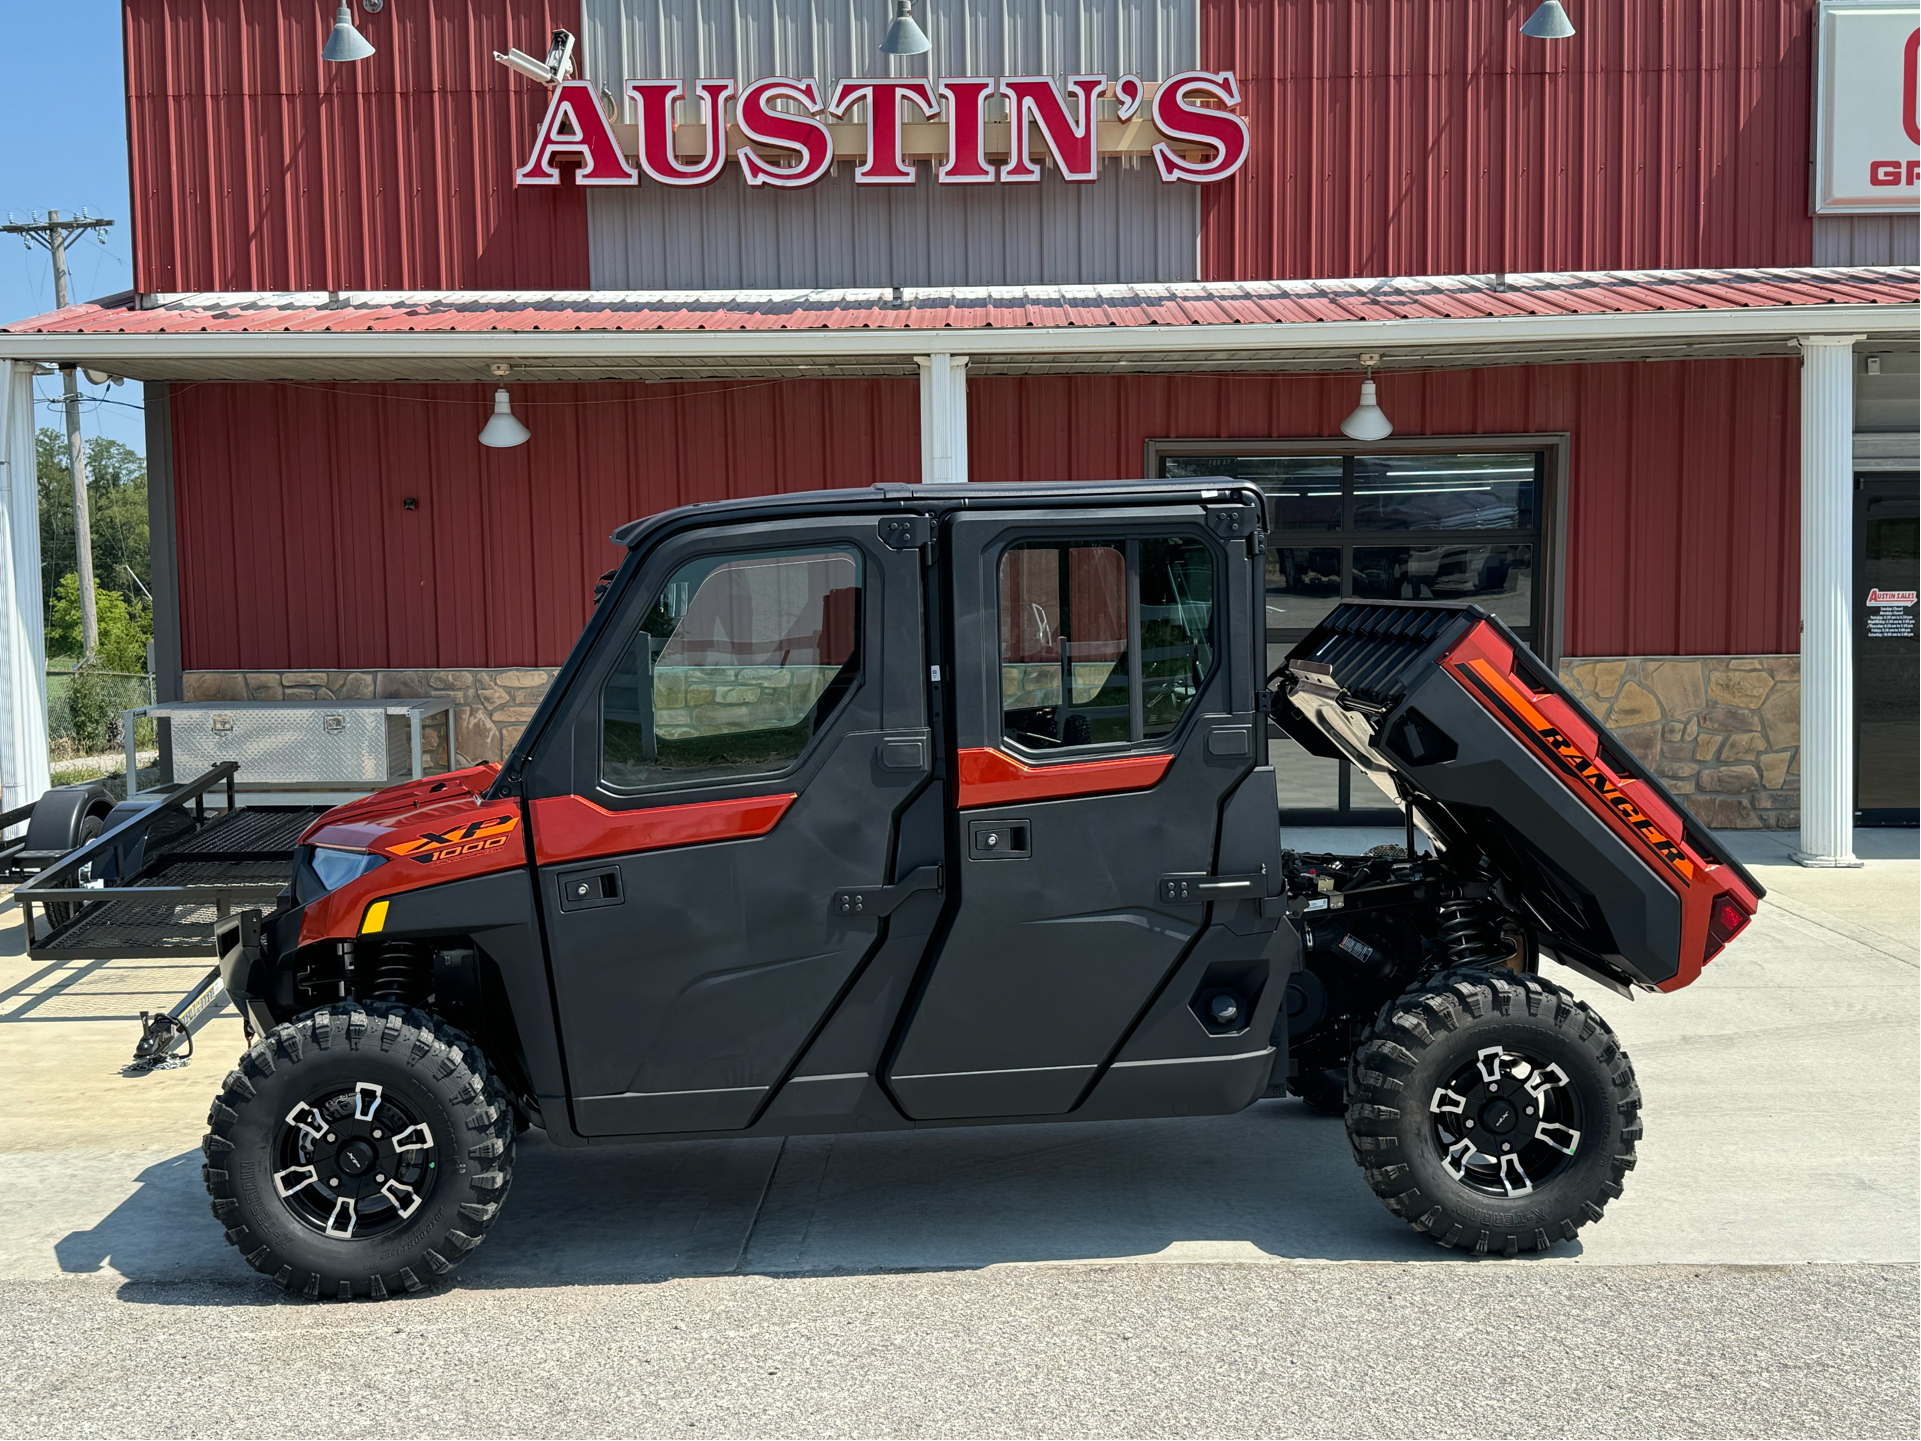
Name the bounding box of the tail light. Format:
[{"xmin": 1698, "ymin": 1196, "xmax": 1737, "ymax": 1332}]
[{"xmin": 1704, "ymin": 893, "xmax": 1753, "ymax": 960}]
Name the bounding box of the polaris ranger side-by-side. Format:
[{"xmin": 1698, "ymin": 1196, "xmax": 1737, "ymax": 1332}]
[{"xmin": 197, "ymin": 481, "xmax": 1762, "ymax": 1297}]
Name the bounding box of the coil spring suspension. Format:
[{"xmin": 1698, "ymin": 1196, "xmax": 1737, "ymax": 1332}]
[
  {"xmin": 1436, "ymin": 899, "xmax": 1507, "ymax": 969},
  {"xmin": 365, "ymin": 939, "xmax": 433, "ymax": 1007}
]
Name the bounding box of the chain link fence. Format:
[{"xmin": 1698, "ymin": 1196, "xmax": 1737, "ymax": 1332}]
[{"xmin": 47, "ymin": 668, "xmax": 159, "ymax": 793}]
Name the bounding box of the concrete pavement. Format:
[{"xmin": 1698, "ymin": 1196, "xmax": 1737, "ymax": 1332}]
[{"xmin": 0, "ymin": 826, "xmax": 1914, "ymax": 1436}]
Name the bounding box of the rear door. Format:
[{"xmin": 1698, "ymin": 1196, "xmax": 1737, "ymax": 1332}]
[
  {"xmin": 885, "ymin": 503, "xmax": 1266, "ymax": 1120},
  {"xmin": 527, "ymin": 516, "xmax": 929, "ymax": 1136}
]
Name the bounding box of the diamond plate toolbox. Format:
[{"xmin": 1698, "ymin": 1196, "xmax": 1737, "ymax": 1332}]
[{"xmin": 155, "ymin": 702, "xmax": 419, "ymax": 784}]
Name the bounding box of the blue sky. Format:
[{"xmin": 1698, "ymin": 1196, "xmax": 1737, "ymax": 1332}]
[{"xmin": 1, "ymin": 2, "xmax": 145, "ymax": 452}]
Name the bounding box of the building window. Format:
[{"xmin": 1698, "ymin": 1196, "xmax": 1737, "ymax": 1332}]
[
  {"xmin": 601, "ymin": 548, "xmax": 862, "ymax": 791},
  {"xmin": 1157, "ymin": 447, "xmax": 1547, "ymax": 820},
  {"xmin": 998, "ymin": 536, "xmax": 1217, "ymax": 752}
]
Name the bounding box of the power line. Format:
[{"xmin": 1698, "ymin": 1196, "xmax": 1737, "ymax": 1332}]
[{"xmin": 0, "ymin": 210, "xmax": 116, "ymax": 658}]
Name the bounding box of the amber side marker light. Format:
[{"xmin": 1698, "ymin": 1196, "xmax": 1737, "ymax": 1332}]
[
  {"xmin": 362, "ymin": 900, "xmax": 390, "ymax": 935},
  {"xmin": 1705, "ymin": 894, "xmax": 1752, "ymax": 960}
]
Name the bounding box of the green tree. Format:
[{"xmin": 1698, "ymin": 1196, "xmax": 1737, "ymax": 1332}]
[
  {"xmin": 46, "ymin": 572, "xmax": 150, "ymax": 673},
  {"xmin": 36, "ymin": 427, "xmax": 150, "ymax": 628}
]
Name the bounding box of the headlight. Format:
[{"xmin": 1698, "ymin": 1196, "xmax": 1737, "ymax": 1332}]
[{"xmin": 296, "ymin": 845, "xmax": 387, "ymax": 904}]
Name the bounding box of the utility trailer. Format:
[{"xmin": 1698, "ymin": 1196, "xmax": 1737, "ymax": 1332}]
[
  {"xmin": 11, "ymin": 763, "xmax": 325, "ymax": 1062},
  {"xmin": 190, "ymin": 481, "xmax": 1764, "ymax": 1299}
]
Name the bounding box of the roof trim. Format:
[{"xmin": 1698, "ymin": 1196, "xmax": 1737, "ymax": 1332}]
[{"xmin": 1, "ymin": 269, "xmax": 1910, "ymax": 378}]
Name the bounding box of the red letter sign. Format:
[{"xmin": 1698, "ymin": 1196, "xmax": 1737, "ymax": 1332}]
[
  {"xmin": 629, "ymin": 78, "xmax": 736, "ymax": 187},
  {"xmin": 1152, "ymin": 70, "xmax": 1250, "ymax": 184},
  {"xmin": 938, "ymin": 78, "xmax": 997, "ymax": 184},
  {"xmin": 515, "ymin": 79, "xmax": 638, "ymax": 187},
  {"xmin": 830, "ymin": 79, "xmax": 939, "ymax": 184},
  {"xmin": 736, "ymin": 77, "xmax": 833, "ymax": 188},
  {"xmin": 1000, "ymin": 75, "xmax": 1105, "ymax": 183}
]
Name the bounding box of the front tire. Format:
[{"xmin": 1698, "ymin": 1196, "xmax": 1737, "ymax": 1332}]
[
  {"xmin": 1345, "ymin": 969, "xmax": 1640, "ymax": 1255},
  {"xmin": 201, "ymin": 1002, "xmax": 514, "ymax": 1298}
]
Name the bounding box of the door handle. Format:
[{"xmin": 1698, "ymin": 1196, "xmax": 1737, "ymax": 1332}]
[
  {"xmin": 557, "ymin": 864, "xmax": 623, "ymax": 912},
  {"xmin": 831, "ymin": 865, "xmax": 942, "ymax": 919}
]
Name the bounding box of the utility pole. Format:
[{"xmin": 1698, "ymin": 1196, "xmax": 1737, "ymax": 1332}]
[{"xmin": 1, "ymin": 209, "xmax": 114, "ymax": 659}]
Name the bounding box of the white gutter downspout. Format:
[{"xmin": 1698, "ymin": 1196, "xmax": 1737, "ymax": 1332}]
[
  {"xmin": 0, "ymin": 360, "xmax": 51, "ymax": 828},
  {"xmin": 918, "ymin": 352, "xmax": 969, "ymax": 484},
  {"xmin": 1795, "ymin": 334, "xmax": 1865, "ymax": 867}
]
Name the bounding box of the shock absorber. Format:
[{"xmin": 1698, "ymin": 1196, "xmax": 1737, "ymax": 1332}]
[
  {"xmin": 365, "ymin": 939, "xmax": 433, "ymax": 1007},
  {"xmin": 1436, "ymin": 899, "xmax": 1506, "ymax": 969}
]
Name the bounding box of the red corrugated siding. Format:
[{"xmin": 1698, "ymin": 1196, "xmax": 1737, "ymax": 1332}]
[
  {"xmin": 968, "ymin": 362, "xmax": 1801, "ymax": 658},
  {"xmin": 125, "ymin": 0, "xmax": 590, "ymax": 293},
  {"xmin": 171, "ymin": 379, "xmax": 918, "ymax": 669},
  {"xmin": 1201, "ymin": 0, "xmax": 1817, "ymax": 280}
]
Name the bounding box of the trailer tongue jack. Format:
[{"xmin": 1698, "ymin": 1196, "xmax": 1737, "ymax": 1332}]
[{"xmin": 131, "ymin": 966, "xmax": 227, "ymax": 1069}]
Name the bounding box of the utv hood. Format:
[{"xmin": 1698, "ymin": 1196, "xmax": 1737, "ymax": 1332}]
[{"xmin": 1273, "ymin": 601, "xmax": 1764, "ymax": 993}]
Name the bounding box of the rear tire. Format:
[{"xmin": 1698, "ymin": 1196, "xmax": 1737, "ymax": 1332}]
[
  {"xmin": 1344, "ymin": 968, "xmax": 1640, "ymax": 1255},
  {"xmin": 201, "ymin": 1001, "xmax": 514, "ymax": 1298}
]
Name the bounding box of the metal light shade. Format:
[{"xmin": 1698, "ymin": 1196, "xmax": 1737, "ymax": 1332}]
[
  {"xmin": 1520, "ymin": 1, "xmax": 1577, "ymax": 39},
  {"xmin": 479, "ymin": 389, "xmax": 531, "ymax": 448},
  {"xmin": 321, "ymin": 3, "xmax": 376, "ymax": 62},
  {"xmin": 1339, "ymin": 379, "xmax": 1394, "ymax": 442},
  {"xmin": 880, "ymin": 0, "xmax": 931, "ymax": 55}
]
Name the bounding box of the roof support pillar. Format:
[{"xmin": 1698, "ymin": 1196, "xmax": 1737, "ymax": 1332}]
[
  {"xmin": 917, "ymin": 353, "xmax": 969, "ymax": 485},
  {"xmin": 1795, "ymin": 334, "xmax": 1865, "ymax": 867},
  {"xmin": 0, "ymin": 360, "xmax": 51, "ymax": 827}
]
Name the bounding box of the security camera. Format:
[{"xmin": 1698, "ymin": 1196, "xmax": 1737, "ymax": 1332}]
[
  {"xmin": 492, "ymin": 27, "xmax": 576, "ymax": 87},
  {"xmin": 83, "ymin": 369, "xmax": 124, "ymax": 387}
]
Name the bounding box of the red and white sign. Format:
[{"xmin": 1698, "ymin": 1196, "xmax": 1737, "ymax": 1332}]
[
  {"xmin": 1867, "ymin": 588, "xmax": 1918, "ymax": 604},
  {"xmin": 515, "ymin": 72, "xmax": 1250, "ymax": 190},
  {"xmin": 1813, "ymin": 2, "xmax": 1921, "ymax": 213}
]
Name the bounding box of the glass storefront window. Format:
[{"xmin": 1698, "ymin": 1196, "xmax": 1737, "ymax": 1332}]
[
  {"xmin": 1352, "ymin": 454, "xmax": 1536, "ymax": 531},
  {"xmin": 1351, "ymin": 543, "xmax": 1532, "ymax": 628},
  {"xmin": 1157, "ymin": 445, "xmax": 1548, "ymax": 819}
]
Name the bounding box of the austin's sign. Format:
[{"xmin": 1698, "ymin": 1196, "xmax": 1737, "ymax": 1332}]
[{"xmin": 516, "ymin": 72, "xmax": 1249, "ymax": 189}]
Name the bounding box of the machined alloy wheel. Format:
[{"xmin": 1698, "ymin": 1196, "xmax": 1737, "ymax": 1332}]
[
  {"xmin": 1344, "ymin": 968, "xmax": 1640, "ymax": 1255},
  {"xmin": 203, "ymin": 1001, "xmax": 514, "ymax": 1299}
]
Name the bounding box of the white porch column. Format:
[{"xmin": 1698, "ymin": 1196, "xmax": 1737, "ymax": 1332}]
[
  {"xmin": 1796, "ymin": 335, "xmax": 1864, "ymax": 867},
  {"xmin": 0, "ymin": 360, "xmax": 51, "ymax": 827},
  {"xmin": 916, "ymin": 353, "xmax": 969, "ymax": 484}
]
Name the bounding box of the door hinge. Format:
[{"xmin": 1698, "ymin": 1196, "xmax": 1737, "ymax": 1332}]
[
  {"xmin": 880, "ymin": 515, "xmax": 934, "ymax": 553},
  {"xmin": 1205, "ymin": 503, "xmax": 1262, "ymax": 543},
  {"xmin": 831, "ymin": 864, "xmax": 942, "ymax": 918},
  {"xmin": 1158, "ymin": 867, "xmax": 1269, "ymax": 905}
]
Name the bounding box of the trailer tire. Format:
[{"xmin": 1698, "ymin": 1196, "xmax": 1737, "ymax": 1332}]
[
  {"xmin": 201, "ymin": 1001, "xmax": 515, "ymax": 1299},
  {"xmin": 1344, "ymin": 968, "xmax": 1640, "ymax": 1255}
]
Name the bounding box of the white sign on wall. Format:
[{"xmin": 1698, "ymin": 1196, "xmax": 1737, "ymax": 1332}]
[{"xmin": 1814, "ymin": 1, "xmax": 1921, "ymax": 213}]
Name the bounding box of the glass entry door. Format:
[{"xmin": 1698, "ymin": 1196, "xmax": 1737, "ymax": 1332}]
[
  {"xmin": 1158, "ymin": 447, "xmax": 1546, "ymax": 822},
  {"xmin": 1856, "ymin": 472, "xmax": 1919, "ymax": 825}
]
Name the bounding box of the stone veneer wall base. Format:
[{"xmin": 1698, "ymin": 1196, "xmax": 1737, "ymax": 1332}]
[
  {"xmin": 186, "ymin": 654, "xmax": 1803, "ymax": 830},
  {"xmin": 1557, "ymin": 655, "xmax": 1800, "ymax": 830}
]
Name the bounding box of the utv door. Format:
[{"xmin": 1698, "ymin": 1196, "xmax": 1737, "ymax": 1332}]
[
  {"xmin": 886, "ymin": 503, "xmax": 1269, "ymax": 1120},
  {"xmin": 527, "ymin": 517, "xmax": 929, "ymax": 1136}
]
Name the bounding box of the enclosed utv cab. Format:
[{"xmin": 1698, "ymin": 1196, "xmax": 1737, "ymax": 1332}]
[{"xmin": 195, "ymin": 482, "xmax": 1764, "ymax": 1296}]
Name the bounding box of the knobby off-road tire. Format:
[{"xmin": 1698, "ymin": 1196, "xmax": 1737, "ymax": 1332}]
[
  {"xmin": 1345, "ymin": 968, "xmax": 1641, "ymax": 1255},
  {"xmin": 201, "ymin": 1002, "xmax": 515, "ymax": 1299}
]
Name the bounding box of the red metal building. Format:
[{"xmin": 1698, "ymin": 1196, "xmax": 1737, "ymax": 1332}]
[{"xmin": 2, "ymin": 0, "xmax": 1916, "ymax": 848}]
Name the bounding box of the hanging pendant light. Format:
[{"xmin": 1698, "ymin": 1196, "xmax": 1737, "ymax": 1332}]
[
  {"xmin": 1520, "ymin": 2, "xmax": 1577, "ymax": 40},
  {"xmin": 1340, "ymin": 362, "xmax": 1394, "ymax": 442},
  {"xmin": 321, "ymin": 3, "xmax": 376, "ymax": 63},
  {"xmin": 880, "ymin": 0, "xmax": 931, "ymax": 56},
  {"xmin": 479, "ymin": 388, "xmax": 531, "ymax": 448}
]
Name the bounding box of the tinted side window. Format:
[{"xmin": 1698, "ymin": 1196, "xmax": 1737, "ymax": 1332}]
[
  {"xmin": 998, "ymin": 536, "xmax": 1215, "ymax": 752},
  {"xmin": 602, "ymin": 549, "xmax": 861, "ymax": 791}
]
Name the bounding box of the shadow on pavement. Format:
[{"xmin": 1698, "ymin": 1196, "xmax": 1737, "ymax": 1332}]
[{"xmin": 74, "ymin": 1099, "xmax": 1574, "ymax": 1304}]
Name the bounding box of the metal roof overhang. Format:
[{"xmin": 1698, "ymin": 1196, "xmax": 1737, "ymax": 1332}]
[{"xmin": 1, "ymin": 301, "xmax": 1911, "ymax": 384}]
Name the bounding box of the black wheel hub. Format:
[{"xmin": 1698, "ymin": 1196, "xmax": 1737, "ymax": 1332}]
[
  {"xmin": 1428, "ymin": 1045, "xmax": 1583, "ymax": 1198},
  {"xmin": 271, "ymin": 1081, "xmax": 438, "ymax": 1240}
]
